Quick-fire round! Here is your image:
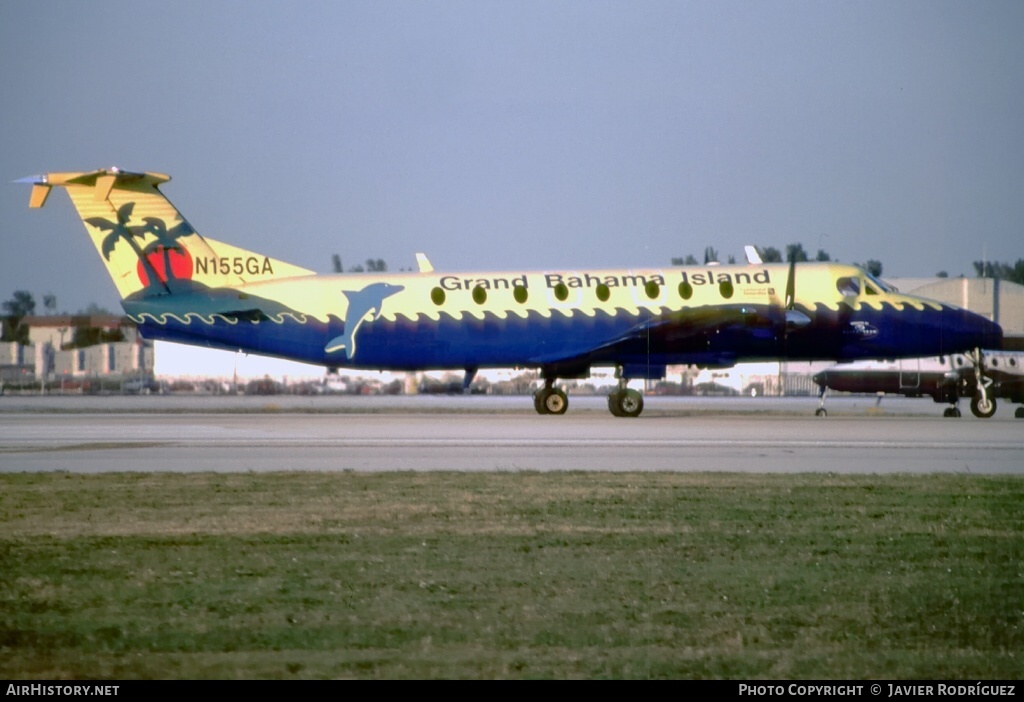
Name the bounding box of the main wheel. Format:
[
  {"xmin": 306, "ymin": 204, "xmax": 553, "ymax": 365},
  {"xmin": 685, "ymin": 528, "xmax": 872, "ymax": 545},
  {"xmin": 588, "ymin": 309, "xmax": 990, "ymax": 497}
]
[
  {"xmin": 1015, "ymin": 406, "xmax": 1024, "ymax": 419},
  {"xmin": 943, "ymin": 407, "xmax": 961, "ymax": 418},
  {"xmin": 607, "ymin": 390, "xmax": 623, "ymax": 417},
  {"xmin": 815, "ymin": 408, "xmax": 827, "ymax": 417},
  {"xmin": 533, "ymin": 391, "xmax": 548, "ymax": 415},
  {"xmin": 540, "ymin": 388, "xmax": 568, "ymax": 415},
  {"xmin": 970, "ymin": 395, "xmax": 996, "ymax": 419},
  {"xmin": 608, "ymin": 388, "xmax": 643, "ymax": 417}
]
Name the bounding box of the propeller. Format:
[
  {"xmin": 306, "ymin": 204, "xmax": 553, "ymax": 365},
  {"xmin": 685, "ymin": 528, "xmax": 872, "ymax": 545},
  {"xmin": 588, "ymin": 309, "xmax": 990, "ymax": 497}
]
[
  {"xmin": 772, "ymin": 258, "xmax": 810, "ymax": 370},
  {"xmin": 781, "ymin": 259, "xmax": 811, "ymax": 332}
]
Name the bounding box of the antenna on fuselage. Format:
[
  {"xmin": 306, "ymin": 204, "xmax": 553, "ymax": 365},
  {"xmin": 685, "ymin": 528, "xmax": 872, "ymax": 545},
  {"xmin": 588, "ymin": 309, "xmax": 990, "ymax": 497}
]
[{"xmin": 415, "ymin": 253, "xmax": 434, "ymax": 273}]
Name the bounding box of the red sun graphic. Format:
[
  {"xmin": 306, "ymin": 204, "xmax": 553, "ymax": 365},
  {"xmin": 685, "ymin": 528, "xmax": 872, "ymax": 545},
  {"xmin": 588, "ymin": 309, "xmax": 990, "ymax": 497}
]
[{"xmin": 137, "ymin": 246, "xmax": 194, "ymax": 286}]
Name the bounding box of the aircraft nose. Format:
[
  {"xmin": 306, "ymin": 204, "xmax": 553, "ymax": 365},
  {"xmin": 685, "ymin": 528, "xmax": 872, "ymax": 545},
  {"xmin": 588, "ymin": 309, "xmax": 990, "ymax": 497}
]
[{"xmin": 942, "ymin": 307, "xmax": 1003, "ymax": 353}]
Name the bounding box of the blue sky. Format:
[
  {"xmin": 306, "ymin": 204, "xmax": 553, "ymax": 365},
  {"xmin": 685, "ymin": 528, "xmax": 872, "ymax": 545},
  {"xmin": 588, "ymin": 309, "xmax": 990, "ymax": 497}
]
[{"xmin": 2, "ymin": 0, "xmax": 1023, "ymax": 316}]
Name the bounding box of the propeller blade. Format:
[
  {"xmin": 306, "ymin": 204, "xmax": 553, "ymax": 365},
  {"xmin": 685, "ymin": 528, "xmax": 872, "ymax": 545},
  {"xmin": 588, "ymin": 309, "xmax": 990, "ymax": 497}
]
[{"xmin": 784, "ymin": 259, "xmax": 796, "ymax": 310}]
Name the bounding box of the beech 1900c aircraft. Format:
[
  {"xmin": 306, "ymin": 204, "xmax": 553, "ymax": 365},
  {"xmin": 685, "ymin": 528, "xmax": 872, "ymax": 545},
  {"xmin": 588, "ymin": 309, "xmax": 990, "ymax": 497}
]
[
  {"xmin": 21, "ymin": 168, "xmax": 1003, "ymax": 417},
  {"xmin": 812, "ymin": 350, "xmax": 1024, "ymax": 419}
]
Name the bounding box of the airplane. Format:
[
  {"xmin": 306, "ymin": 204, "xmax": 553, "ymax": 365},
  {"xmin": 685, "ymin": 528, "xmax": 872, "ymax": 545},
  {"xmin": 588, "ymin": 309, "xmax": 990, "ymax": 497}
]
[
  {"xmin": 813, "ymin": 349, "xmax": 1024, "ymax": 419},
  {"xmin": 19, "ymin": 167, "xmax": 1004, "ymax": 417}
]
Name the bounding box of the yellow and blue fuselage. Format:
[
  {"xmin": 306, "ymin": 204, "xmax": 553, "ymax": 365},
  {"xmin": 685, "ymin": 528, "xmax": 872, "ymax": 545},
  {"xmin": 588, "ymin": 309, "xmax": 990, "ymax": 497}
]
[{"xmin": 24, "ymin": 169, "xmax": 1002, "ymax": 380}]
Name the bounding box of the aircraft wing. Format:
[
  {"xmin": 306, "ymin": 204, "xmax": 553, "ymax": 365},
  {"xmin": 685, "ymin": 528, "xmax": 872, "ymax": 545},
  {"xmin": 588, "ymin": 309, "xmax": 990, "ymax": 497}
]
[{"xmin": 529, "ymin": 303, "xmax": 776, "ymax": 366}]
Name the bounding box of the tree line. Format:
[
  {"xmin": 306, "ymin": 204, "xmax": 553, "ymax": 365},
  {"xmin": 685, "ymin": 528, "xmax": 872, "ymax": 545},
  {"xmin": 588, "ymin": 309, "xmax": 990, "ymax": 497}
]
[
  {"xmin": 972, "ymin": 260, "xmax": 1024, "ymax": 285},
  {"xmin": 332, "ymin": 255, "xmax": 388, "ymax": 273}
]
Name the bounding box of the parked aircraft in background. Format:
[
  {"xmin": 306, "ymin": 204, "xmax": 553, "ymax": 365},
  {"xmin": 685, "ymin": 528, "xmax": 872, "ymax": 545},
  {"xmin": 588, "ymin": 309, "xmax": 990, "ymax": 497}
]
[
  {"xmin": 21, "ymin": 168, "xmax": 1003, "ymax": 417},
  {"xmin": 813, "ymin": 350, "xmax": 1024, "ymax": 418}
]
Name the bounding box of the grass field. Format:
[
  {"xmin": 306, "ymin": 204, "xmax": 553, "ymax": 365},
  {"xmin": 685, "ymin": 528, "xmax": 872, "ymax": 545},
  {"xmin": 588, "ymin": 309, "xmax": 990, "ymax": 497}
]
[{"xmin": 1, "ymin": 472, "xmax": 1021, "ymax": 679}]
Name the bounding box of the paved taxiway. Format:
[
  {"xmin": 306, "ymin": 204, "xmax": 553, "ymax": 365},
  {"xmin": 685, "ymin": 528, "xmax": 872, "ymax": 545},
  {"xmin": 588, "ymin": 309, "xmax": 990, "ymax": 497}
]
[{"xmin": 2, "ymin": 396, "xmax": 1022, "ymax": 473}]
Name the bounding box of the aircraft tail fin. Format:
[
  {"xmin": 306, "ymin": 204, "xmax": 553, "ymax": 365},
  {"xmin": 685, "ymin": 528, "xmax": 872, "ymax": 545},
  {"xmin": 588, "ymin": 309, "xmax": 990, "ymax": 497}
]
[{"xmin": 21, "ymin": 168, "xmax": 314, "ymax": 300}]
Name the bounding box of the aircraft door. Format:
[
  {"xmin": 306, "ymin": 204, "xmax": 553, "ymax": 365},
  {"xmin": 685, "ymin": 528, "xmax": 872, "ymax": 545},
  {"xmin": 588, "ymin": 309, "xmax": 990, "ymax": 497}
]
[{"xmin": 899, "ymin": 358, "xmax": 920, "ymax": 390}]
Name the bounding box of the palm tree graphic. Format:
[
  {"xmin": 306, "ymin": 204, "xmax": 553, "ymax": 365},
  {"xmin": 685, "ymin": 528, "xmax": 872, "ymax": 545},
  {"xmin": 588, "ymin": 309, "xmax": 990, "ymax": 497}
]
[
  {"xmin": 85, "ymin": 202, "xmax": 189, "ymax": 292},
  {"xmin": 138, "ymin": 216, "xmax": 195, "ymax": 284}
]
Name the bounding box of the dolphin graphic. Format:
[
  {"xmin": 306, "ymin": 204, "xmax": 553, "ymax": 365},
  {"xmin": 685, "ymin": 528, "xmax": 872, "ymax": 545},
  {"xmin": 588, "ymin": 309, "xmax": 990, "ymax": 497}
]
[{"xmin": 325, "ymin": 282, "xmax": 404, "ymax": 359}]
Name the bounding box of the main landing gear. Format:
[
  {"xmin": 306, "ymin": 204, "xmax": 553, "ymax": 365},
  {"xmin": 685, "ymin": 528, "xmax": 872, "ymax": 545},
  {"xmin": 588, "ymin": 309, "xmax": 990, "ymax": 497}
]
[
  {"xmin": 532, "ymin": 369, "xmax": 646, "ymax": 417},
  {"xmin": 608, "ymin": 378, "xmax": 644, "ymax": 418},
  {"xmin": 533, "ymin": 377, "xmax": 568, "ymax": 415}
]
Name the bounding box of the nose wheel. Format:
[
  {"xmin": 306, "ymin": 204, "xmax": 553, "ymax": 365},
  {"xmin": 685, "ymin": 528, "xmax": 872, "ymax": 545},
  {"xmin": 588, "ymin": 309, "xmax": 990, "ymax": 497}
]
[
  {"xmin": 970, "ymin": 395, "xmax": 996, "ymax": 419},
  {"xmin": 815, "ymin": 387, "xmax": 828, "ymax": 417},
  {"xmin": 968, "ymin": 349, "xmax": 996, "ymax": 419}
]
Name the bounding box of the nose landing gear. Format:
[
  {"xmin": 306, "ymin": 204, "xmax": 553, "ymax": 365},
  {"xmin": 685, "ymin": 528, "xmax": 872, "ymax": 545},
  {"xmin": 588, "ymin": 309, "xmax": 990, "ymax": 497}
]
[
  {"xmin": 815, "ymin": 387, "xmax": 828, "ymax": 417},
  {"xmin": 968, "ymin": 349, "xmax": 996, "ymax": 419}
]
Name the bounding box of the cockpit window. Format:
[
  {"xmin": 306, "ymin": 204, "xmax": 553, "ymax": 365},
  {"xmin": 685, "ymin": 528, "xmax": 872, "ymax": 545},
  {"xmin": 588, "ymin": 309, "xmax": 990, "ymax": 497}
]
[
  {"xmin": 836, "ymin": 277, "xmax": 860, "ymax": 296},
  {"xmin": 838, "ymin": 271, "xmax": 895, "ymax": 297},
  {"xmin": 864, "ymin": 271, "xmax": 895, "ymax": 293}
]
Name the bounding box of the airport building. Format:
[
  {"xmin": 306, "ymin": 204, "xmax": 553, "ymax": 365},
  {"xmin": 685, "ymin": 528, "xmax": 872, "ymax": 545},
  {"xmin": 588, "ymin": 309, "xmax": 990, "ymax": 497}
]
[{"xmin": 0, "ymin": 315, "xmax": 153, "ymax": 391}]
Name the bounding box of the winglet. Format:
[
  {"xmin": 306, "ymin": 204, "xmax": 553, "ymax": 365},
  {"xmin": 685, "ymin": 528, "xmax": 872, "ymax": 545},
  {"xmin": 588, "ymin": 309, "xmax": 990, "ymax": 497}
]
[
  {"xmin": 744, "ymin": 245, "xmax": 762, "ymax": 265},
  {"xmin": 416, "ymin": 252, "xmax": 434, "ymax": 273}
]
